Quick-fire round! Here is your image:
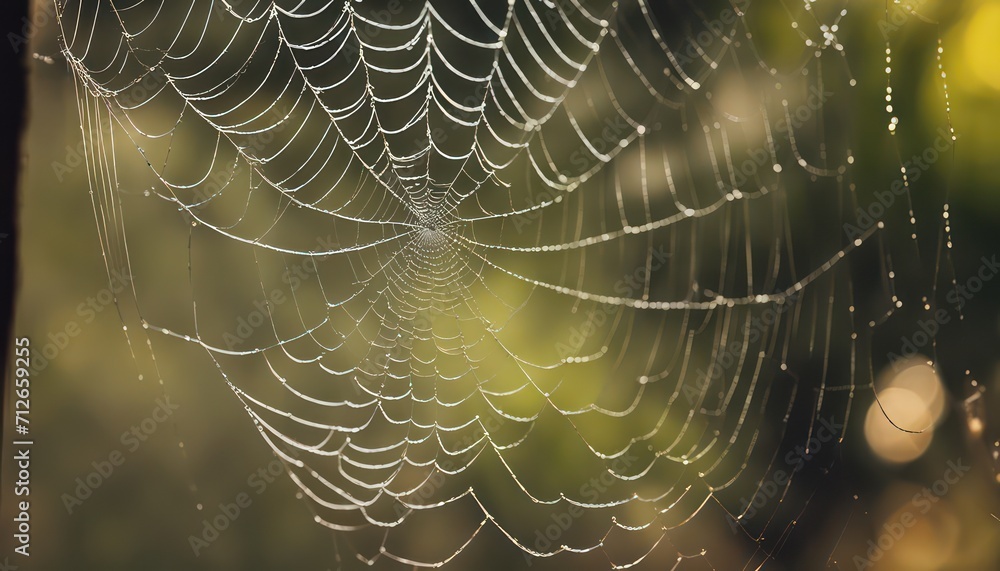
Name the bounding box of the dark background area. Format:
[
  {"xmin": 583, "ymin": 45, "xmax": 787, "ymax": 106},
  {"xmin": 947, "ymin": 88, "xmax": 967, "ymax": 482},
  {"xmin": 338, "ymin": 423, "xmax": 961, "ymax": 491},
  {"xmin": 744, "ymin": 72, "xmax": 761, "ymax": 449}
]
[{"xmin": 2, "ymin": 1, "xmax": 1000, "ymax": 570}]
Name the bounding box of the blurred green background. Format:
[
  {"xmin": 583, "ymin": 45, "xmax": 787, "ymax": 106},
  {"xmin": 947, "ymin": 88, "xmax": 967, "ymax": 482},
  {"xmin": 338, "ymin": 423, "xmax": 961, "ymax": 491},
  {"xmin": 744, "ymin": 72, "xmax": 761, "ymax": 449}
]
[{"xmin": 3, "ymin": 0, "xmax": 1000, "ymax": 569}]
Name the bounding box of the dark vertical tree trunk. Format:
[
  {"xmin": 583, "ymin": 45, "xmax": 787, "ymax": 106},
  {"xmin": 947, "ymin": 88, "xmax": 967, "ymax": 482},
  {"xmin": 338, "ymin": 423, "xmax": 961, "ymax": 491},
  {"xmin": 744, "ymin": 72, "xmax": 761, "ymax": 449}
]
[{"xmin": 1, "ymin": 1, "xmax": 29, "ymax": 424}]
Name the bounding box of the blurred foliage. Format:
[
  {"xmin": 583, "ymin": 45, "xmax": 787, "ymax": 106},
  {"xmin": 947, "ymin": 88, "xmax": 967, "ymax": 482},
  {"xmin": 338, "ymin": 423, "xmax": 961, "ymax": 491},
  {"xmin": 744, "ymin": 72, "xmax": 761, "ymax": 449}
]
[{"xmin": 3, "ymin": 0, "xmax": 1000, "ymax": 570}]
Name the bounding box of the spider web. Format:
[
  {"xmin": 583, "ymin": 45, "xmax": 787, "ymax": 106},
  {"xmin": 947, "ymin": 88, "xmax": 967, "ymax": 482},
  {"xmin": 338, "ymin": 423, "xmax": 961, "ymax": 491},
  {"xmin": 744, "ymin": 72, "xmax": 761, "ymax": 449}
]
[{"xmin": 55, "ymin": 0, "xmax": 965, "ymax": 568}]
